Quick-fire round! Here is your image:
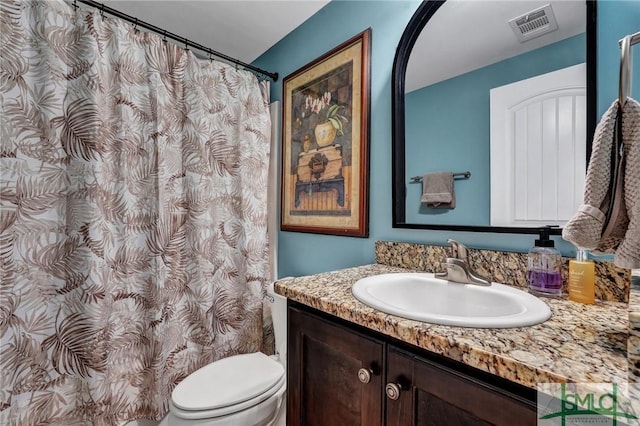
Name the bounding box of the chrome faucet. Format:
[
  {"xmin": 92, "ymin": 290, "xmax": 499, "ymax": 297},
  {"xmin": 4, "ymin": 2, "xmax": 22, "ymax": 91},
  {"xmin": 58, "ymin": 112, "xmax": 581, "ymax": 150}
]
[{"xmin": 434, "ymin": 239, "xmax": 491, "ymax": 286}]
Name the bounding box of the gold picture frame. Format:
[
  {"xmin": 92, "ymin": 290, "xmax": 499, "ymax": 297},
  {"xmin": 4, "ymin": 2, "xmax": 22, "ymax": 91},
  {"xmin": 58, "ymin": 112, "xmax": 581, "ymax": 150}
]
[{"xmin": 281, "ymin": 29, "xmax": 371, "ymax": 237}]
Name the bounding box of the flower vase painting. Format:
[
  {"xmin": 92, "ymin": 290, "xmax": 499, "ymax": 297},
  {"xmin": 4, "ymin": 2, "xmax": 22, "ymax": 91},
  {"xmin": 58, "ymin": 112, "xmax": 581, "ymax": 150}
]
[
  {"xmin": 281, "ymin": 29, "xmax": 371, "ymax": 237},
  {"xmin": 307, "ymin": 93, "xmax": 348, "ymax": 147}
]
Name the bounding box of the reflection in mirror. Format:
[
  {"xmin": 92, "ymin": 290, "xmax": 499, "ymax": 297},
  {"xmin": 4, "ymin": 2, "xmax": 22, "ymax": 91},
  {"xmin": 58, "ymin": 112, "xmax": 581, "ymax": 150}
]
[{"xmin": 394, "ymin": 0, "xmax": 596, "ymax": 233}]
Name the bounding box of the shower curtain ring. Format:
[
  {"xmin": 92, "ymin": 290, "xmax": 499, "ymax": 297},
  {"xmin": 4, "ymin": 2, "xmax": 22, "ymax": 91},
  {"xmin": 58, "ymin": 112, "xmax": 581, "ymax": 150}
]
[
  {"xmin": 133, "ymin": 18, "xmax": 139, "ymax": 33},
  {"xmin": 162, "ymin": 30, "xmax": 167, "ymax": 43},
  {"xmin": 184, "ymin": 39, "xmax": 189, "ymax": 51},
  {"xmin": 72, "ymin": 0, "xmax": 78, "ymax": 11},
  {"xmin": 100, "ymin": 3, "xmax": 105, "ymax": 18}
]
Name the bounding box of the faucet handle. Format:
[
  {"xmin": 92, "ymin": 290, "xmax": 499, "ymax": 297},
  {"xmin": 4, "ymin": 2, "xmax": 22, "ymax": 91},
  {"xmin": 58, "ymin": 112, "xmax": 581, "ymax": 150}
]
[
  {"xmin": 447, "ymin": 239, "xmax": 469, "ymax": 262},
  {"xmin": 435, "ymin": 258, "xmax": 469, "ymax": 283}
]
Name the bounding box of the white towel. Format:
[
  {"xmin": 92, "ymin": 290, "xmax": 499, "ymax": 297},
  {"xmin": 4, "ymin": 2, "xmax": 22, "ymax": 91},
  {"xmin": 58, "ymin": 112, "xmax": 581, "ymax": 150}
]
[{"xmin": 421, "ymin": 172, "xmax": 455, "ymax": 209}]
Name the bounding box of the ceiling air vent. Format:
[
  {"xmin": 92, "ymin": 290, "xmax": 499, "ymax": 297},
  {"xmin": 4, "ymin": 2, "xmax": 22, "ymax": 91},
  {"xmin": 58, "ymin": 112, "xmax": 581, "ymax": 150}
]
[{"xmin": 508, "ymin": 4, "xmax": 559, "ymax": 43}]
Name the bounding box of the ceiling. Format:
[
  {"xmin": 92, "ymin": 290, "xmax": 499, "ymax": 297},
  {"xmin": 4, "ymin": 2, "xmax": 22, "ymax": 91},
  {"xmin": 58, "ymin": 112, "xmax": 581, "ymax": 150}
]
[
  {"xmin": 406, "ymin": 0, "xmax": 586, "ymax": 92},
  {"xmin": 95, "ymin": 1, "xmax": 585, "ymax": 89},
  {"xmin": 103, "ymin": 0, "xmax": 330, "ymax": 66}
]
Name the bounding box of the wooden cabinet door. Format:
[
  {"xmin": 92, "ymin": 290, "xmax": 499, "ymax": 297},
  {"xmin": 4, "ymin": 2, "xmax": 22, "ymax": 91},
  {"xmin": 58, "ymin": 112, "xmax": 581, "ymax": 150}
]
[
  {"xmin": 386, "ymin": 347, "xmax": 537, "ymax": 426},
  {"xmin": 288, "ymin": 305, "xmax": 384, "ymax": 426}
]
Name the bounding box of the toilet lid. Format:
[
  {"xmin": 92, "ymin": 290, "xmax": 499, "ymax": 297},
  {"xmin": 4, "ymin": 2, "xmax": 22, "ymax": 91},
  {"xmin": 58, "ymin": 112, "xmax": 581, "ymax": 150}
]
[{"xmin": 171, "ymin": 352, "xmax": 285, "ymax": 411}]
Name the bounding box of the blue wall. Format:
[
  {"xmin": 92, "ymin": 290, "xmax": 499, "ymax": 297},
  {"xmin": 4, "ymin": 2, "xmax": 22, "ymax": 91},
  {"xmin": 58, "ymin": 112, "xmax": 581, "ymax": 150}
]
[
  {"xmin": 253, "ymin": 0, "xmax": 422, "ymax": 277},
  {"xmin": 597, "ymin": 0, "xmax": 640, "ymax": 116},
  {"xmin": 253, "ymin": 1, "xmax": 639, "ymax": 278},
  {"xmin": 405, "ymin": 35, "xmax": 585, "ymax": 225}
]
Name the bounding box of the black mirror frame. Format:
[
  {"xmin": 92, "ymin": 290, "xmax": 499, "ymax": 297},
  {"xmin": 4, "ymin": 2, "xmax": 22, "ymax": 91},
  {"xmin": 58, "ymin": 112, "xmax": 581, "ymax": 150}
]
[{"xmin": 391, "ymin": 0, "xmax": 597, "ymax": 235}]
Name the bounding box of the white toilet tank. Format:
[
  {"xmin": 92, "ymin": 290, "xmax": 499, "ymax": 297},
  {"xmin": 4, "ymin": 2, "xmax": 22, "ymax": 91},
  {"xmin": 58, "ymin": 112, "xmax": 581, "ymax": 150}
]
[{"xmin": 267, "ymin": 281, "xmax": 288, "ymax": 371}]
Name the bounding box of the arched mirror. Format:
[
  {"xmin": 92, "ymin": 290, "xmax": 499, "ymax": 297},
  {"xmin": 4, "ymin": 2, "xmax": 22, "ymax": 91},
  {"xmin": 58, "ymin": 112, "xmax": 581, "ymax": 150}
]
[{"xmin": 392, "ymin": 0, "xmax": 596, "ymax": 234}]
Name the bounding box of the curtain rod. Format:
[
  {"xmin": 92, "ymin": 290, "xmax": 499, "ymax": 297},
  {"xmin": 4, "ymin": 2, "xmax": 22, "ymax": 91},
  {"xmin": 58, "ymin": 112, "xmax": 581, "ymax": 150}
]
[{"xmin": 74, "ymin": 0, "xmax": 278, "ymax": 82}]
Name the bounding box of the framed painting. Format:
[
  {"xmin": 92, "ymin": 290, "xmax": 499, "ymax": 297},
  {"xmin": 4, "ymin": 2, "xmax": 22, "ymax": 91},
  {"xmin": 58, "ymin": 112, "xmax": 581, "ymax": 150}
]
[{"xmin": 281, "ymin": 29, "xmax": 371, "ymax": 237}]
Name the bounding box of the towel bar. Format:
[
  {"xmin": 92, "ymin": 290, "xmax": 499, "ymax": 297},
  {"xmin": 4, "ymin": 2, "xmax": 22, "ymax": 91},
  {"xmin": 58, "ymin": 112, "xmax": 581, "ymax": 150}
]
[
  {"xmin": 619, "ymin": 30, "xmax": 639, "ymax": 106},
  {"xmin": 410, "ymin": 171, "xmax": 471, "ymax": 183}
]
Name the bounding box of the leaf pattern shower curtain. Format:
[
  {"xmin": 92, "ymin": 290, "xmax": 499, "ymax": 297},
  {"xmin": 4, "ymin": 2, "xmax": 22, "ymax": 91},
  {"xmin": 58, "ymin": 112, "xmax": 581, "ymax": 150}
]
[{"xmin": 0, "ymin": 1, "xmax": 273, "ymax": 424}]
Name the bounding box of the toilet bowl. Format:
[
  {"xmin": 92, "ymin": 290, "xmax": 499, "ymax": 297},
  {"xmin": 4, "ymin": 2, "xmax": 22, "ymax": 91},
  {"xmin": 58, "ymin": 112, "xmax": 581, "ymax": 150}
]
[{"xmin": 167, "ymin": 282, "xmax": 288, "ymax": 426}]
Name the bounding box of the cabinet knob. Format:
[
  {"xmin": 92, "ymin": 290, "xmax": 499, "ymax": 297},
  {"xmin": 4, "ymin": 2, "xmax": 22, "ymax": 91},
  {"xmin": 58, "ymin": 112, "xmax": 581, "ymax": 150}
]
[
  {"xmin": 385, "ymin": 383, "xmax": 402, "ymax": 400},
  {"xmin": 357, "ymin": 368, "xmax": 372, "ymax": 384}
]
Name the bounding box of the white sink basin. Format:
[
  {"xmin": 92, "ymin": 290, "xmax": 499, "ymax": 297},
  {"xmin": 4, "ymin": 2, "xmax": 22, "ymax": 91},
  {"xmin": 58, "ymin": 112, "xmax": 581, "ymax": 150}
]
[{"xmin": 352, "ymin": 273, "xmax": 551, "ymax": 328}]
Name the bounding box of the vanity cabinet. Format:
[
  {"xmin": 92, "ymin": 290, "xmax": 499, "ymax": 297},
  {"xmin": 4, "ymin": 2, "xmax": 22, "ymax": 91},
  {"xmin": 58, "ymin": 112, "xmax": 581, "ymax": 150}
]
[
  {"xmin": 386, "ymin": 347, "xmax": 536, "ymax": 425},
  {"xmin": 287, "ymin": 302, "xmax": 537, "ymax": 426},
  {"xmin": 287, "ymin": 303, "xmax": 385, "ymax": 425}
]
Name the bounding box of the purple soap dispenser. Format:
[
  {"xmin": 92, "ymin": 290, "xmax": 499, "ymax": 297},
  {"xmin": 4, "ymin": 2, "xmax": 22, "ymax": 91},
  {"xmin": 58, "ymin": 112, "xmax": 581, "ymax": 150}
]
[{"xmin": 527, "ymin": 227, "xmax": 562, "ymax": 297}]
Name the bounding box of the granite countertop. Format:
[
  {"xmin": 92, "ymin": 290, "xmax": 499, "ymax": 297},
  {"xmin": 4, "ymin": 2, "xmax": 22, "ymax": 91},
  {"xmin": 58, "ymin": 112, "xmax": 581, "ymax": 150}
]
[
  {"xmin": 274, "ymin": 264, "xmax": 630, "ymax": 390},
  {"xmin": 629, "ymin": 274, "xmax": 640, "ymax": 379}
]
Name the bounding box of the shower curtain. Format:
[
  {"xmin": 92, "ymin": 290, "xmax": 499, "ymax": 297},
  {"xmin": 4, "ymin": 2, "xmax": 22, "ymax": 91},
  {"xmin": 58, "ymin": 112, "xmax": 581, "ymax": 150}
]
[{"xmin": 0, "ymin": 1, "xmax": 273, "ymax": 424}]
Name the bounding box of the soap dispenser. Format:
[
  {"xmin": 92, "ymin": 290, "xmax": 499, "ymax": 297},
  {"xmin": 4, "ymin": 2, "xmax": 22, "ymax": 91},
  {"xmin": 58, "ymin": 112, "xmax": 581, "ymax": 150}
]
[
  {"xmin": 568, "ymin": 248, "xmax": 595, "ymax": 304},
  {"xmin": 527, "ymin": 227, "xmax": 562, "ymax": 297}
]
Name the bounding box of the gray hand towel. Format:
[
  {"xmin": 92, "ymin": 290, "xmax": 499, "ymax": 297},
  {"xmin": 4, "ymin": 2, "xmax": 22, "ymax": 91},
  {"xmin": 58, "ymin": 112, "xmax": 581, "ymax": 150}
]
[
  {"xmin": 562, "ymin": 97, "xmax": 640, "ymax": 269},
  {"xmin": 421, "ymin": 172, "xmax": 455, "ymax": 209},
  {"xmin": 562, "ymin": 100, "xmax": 626, "ymax": 251},
  {"xmin": 615, "ymin": 98, "xmax": 640, "ymax": 269}
]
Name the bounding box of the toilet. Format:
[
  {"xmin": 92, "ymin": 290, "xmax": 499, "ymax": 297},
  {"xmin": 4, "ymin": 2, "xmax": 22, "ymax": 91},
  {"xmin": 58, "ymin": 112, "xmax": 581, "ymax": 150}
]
[{"xmin": 167, "ymin": 282, "xmax": 287, "ymax": 426}]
